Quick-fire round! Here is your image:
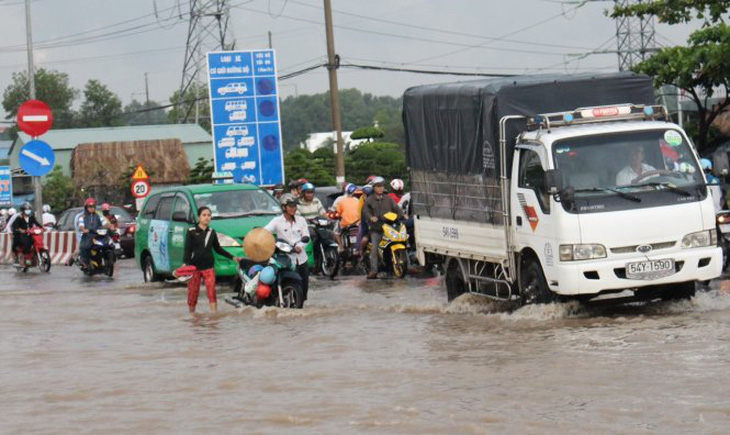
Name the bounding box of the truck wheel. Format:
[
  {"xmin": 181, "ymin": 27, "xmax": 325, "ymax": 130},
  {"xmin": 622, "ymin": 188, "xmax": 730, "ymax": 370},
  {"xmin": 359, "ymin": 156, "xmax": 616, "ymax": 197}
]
[
  {"xmin": 445, "ymin": 259, "xmax": 466, "ymax": 302},
  {"xmin": 519, "ymin": 259, "xmax": 555, "ymax": 304},
  {"xmin": 660, "ymin": 281, "xmax": 696, "ymax": 301}
]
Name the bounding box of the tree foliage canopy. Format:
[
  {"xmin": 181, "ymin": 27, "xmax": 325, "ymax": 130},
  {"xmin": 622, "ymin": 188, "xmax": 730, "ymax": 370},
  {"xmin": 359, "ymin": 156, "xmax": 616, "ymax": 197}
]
[
  {"xmin": 42, "ymin": 165, "xmax": 79, "ymax": 212},
  {"xmin": 2, "ymin": 68, "xmax": 77, "ymax": 130},
  {"xmin": 79, "ymin": 79, "xmax": 123, "ymax": 128},
  {"xmin": 612, "ymin": 1, "xmax": 730, "ymax": 150},
  {"xmin": 280, "ymin": 89, "xmax": 404, "ymax": 150},
  {"xmin": 350, "ymin": 126, "xmax": 385, "ymax": 141}
]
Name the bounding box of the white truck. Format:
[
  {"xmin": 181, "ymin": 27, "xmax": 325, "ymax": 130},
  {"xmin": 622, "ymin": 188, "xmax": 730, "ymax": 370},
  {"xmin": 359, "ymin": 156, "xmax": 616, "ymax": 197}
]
[{"xmin": 403, "ymin": 73, "xmax": 722, "ymax": 304}]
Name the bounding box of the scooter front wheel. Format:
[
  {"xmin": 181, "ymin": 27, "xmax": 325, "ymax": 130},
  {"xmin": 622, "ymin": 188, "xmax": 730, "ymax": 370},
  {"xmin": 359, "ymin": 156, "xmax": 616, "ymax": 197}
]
[
  {"xmin": 278, "ymin": 281, "xmax": 304, "ymax": 309},
  {"xmin": 392, "ymin": 249, "xmax": 408, "ymax": 279},
  {"xmin": 37, "ymin": 251, "xmax": 51, "ymax": 273},
  {"xmin": 321, "ymin": 246, "xmax": 340, "ymax": 279}
]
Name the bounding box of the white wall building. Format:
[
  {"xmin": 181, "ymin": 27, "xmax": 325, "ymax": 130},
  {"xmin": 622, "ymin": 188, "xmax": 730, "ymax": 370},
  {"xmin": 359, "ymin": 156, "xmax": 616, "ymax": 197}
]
[{"xmin": 301, "ymin": 131, "xmax": 368, "ymax": 153}]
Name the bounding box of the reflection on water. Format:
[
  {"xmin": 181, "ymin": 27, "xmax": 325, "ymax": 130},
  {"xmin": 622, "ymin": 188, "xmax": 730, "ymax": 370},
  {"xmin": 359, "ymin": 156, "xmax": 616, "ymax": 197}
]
[{"xmin": 2, "ymin": 261, "xmax": 730, "ymax": 433}]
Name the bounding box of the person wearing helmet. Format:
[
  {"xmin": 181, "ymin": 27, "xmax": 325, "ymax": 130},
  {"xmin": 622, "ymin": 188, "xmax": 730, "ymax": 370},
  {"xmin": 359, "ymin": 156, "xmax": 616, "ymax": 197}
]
[
  {"xmin": 77, "ymin": 198, "xmax": 110, "ymax": 268},
  {"xmin": 4, "ymin": 207, "xmax": 18, "ymax": 234},
  {"xmin": 272, "ymin": 183, "xmax": 285, "ymax": 200},
  {"xmin": 42, "ymin": 204, "xmax": 56, "ymax": 229},
  {"xmin": 181, "ymin": 206, "xmax": 241, "ymax": 314},
  {"xmin": 11, "ymin": 202, "xmax": 42, "ymax": 266},
  {"xmin": 101, "ymin": 203, "xmax": 118, "ymax": 232},
  {"xmin": 388, "ymin": 178, "xmax": 405, "ymax": 203},
  {"xmin": 616, "ymin": 145, "xmax": 656, "ymax": 186},
  {"xmin": 264, "ymin": 193, "xmax": 310, "ymax": 304},
  {"xmin": 298, "ymin": 183, "xmax": 326, "ymax": 220},
  {"xmin": 363, "ymin": 177, "xmax": 404, "ymax": 279},
  {"xmin": 331, "ymin": 182, "xmax": 353, "ymax": 210},
  {"xmin": 334, "ymin": 184, "xmax": 361, "ymax": 252},
  {"xmin": 702, "ymin": 158, "xmax": 725, "ymax": 212}
]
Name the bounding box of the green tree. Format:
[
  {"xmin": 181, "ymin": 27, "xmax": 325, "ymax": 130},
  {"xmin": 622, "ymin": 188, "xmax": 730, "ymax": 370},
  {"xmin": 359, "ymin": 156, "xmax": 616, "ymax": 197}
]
[
  {"xmin": 611, "ymin": 1, "xmax": 730, "ymax": 150},
  {"xmin": 2, "ymin": 68, "xmax": 77, "ymax": 134},
  {"xmin": 350, "ymin": 125, "xmax": 385, "ymax": 141},
  {"xmin": 168, "ymin": 83, "xmax": 210, "ymax": 132},
  {"xmin": 42, "ymin": 165, "xmax": 79, "ymax": 211},
  {"xmin": 187, "ymin": 157, "xmax": 214, "ymax": 184},
  {"xmin": 284, "ymin": 148, "xmax": 336, "ymax": 186},
  {"xmin": 123, "ymin": 99, "xmax": 170, "ymax": 125},
  {"xmin": 78, "ymin": 79, "xmax": 124, "ymax": 128},
  {"xmin": 280, "ymin": 89, "xmax": 403, "ymax": 151},
  {"xmin": 345, "ymin": 142, "xmax": 407, "ymax": 186}
]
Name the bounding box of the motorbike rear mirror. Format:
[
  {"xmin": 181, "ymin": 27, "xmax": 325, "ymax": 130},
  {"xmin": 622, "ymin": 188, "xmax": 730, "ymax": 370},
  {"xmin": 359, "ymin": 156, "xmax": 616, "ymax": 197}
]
[
  {"xmin": 544, "ymin": 169, "xmax": 563, "ymax": 195},
  {"xmin": 300, "ymin": 236, "xmax": 310, "ymax": 244}
]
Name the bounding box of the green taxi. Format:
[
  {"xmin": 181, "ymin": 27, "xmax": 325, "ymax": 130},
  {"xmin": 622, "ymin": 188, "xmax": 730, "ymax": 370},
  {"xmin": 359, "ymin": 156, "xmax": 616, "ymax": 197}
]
[{"xmin": 135, "ymin": 183, "xmax": 311, "ymax": 282}]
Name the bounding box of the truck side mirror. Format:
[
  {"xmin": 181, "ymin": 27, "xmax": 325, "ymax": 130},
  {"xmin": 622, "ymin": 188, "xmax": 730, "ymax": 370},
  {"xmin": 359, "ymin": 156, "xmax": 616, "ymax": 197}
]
[{"xmin": 544, "ymin": 169, "xmax": 563, "ymax": 195}]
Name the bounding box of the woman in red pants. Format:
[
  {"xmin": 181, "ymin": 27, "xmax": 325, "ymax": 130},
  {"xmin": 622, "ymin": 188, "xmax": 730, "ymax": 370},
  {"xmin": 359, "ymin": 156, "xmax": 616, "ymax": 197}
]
[{"xmin": 181, "ymin": 206, "xmax": 240, "ymax": 313}]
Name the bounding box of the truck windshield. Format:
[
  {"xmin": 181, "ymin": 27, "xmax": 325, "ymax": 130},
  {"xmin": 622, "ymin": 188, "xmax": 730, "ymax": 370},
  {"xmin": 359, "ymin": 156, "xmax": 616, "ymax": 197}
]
[
  {"xmin": 194, "ymin": 189, "xmax": 280, "ymax": 219},
  {"xmin": 552, "ymin": 129, "xmax": 705, "ymax": 212},
  {"xmin": 553, "ymin": 129, "xmax": 703, "ymax": 193}
]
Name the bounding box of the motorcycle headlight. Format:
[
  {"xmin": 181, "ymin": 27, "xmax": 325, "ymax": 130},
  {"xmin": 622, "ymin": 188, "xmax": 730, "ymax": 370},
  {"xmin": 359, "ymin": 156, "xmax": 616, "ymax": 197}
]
[
  {"xmin": 681, "ymin": 230, "xmax": 715, "ymax": 249},
  {"xmin": 275, "ymin": 241, "xmax": 293, "ymax": 253},
  {"xmin": 217, "ymin": 232, "xmax": 241, "ymax": 247},
  {"xmin": 559, "ymin": 244, "xmax": 606, "ymax": 262}
]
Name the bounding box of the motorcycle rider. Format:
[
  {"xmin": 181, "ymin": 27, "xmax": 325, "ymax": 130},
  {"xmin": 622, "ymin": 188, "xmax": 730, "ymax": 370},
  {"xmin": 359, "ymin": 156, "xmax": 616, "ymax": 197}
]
[
  {"xmin": 264, "ymin": 193, "xmax": 310, "ymax": 304},
  {"xmin": 101, "ymin": 203, "xmax": 118, "ymax": 231},
  {"xmin": 703, "ymin": 158, "xmax": 726, "ymax": 213},
  {"xmin": 272, "ymin": 183, "xmax": 285, "ymax": 200},
  {"xmin": 11, "ymin": 202, "xmax": 42, "ymax": 266},
  {"xmin": 388, "ymin": 179, "xmax": 405, "ymax": 204},
  {"xmin": 331, "ymin": 182, "xmax": 352, "ymax": 211},
  {"xmin": 363, "ymin": 177, "xmax": 403, "ymax": 279},
  {"xmin": 357, "ymin": 184, "xmax": 374, "ymax": 259},
  {"xmin": 4, "ymin": 207, "xmax": 17, "ymax": 233},
  {"xmin": 78, "ymin": 198, "xmax": 110, "ymax": 268},
  {"xmin": 334, "ymin": 184, "xmax": 361, "ymax": 253},
  {"xmin": 298, "ymin": 183, "xmax": 327, "ymax": 220},
  {"xmin": 42, "ymin": 204, "xmax": 56, "ymax": 229}
]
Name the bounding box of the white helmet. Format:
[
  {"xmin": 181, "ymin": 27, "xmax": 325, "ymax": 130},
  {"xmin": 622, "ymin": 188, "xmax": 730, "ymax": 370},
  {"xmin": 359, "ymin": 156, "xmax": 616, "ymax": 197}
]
[
  {"xmin": 390, "ymin": 178, "xmax": 404, "ymax": 191},
  {"xmin": 0, "ymin": 209, "xmax": 6, "ymax": 216},
  {"xmin": 8, "ymin": 208, "xmax": 16, "ymax": 215}
]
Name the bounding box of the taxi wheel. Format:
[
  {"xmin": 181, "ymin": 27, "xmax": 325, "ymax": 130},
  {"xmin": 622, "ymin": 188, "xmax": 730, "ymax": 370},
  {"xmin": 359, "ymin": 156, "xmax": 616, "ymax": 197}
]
[{"xmin": 143, "ymin": 255, "xmax": 161, "ymax": 283}]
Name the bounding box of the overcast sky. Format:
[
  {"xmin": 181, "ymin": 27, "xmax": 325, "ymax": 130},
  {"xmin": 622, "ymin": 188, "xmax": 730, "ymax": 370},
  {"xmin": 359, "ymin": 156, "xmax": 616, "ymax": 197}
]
[{"xmin": 0, "ymin": 0, "xmax": 704, "ymax": 121}]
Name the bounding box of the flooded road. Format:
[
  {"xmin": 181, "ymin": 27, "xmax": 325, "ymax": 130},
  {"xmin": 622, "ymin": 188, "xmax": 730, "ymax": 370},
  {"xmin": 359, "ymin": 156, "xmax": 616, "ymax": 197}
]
[{"xmin": 3, "ymin": 260, "xmax": 730, "ymax": 433}]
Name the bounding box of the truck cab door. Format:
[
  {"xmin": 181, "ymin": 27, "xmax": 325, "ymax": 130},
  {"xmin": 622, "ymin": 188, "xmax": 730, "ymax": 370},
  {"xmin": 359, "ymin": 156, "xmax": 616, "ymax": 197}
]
[{"xmin": 512, "ymin": 146, "xmax": 558, "ymax": 269}]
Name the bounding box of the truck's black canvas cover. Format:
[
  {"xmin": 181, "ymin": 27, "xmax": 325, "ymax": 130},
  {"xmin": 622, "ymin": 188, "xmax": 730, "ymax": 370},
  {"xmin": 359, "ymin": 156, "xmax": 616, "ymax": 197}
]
[{"xmin": 403, "ymin": 72, "xmax": 656, "ymax": 223}]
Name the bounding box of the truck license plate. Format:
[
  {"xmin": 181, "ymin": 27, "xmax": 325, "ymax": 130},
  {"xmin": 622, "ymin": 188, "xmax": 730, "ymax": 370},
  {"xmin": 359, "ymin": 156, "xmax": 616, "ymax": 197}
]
[{"xmin": 626, "ymin": 259, "xmax": 675, "ymax": 280}]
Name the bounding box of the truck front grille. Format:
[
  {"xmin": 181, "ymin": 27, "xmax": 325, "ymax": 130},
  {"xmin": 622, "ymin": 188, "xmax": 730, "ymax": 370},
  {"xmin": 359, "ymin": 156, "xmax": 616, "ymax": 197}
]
[{"xmin": 610, "ymin": 241, "xmax": 676, "ymax": 255}]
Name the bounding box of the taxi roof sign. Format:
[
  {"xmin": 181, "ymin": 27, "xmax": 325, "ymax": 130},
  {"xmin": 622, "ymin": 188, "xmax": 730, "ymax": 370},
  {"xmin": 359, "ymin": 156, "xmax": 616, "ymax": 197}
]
[{"xmin": 132, "ymin": 165, "xmax": 149, "ymax": 180}]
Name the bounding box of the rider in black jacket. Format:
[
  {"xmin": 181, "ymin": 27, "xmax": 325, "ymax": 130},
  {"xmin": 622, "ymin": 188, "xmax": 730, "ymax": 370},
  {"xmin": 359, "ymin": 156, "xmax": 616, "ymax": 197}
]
[{"xmin": 12, "ymin": 202, "xmax": 41, "ymax": 265}]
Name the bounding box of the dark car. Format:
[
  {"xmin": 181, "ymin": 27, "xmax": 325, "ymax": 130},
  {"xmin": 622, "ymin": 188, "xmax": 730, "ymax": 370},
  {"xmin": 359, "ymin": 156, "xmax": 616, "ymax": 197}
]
[{"xmin": 56, "ymin": 206, "xmax": 136, "ymax": 258}]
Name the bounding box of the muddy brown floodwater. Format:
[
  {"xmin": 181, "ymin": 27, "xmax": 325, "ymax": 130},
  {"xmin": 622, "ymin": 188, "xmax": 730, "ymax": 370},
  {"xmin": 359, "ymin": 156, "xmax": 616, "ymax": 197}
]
[{"xmin": 2, "ymin": 260, "xmax": 730, "ymax": 433}]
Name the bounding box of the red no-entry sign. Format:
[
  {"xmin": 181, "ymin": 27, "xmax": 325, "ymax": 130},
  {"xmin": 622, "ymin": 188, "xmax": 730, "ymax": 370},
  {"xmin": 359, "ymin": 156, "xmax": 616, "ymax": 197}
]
[{"xmin": 17, "ymin": 99, "xmax": 53, "ymax": 137}]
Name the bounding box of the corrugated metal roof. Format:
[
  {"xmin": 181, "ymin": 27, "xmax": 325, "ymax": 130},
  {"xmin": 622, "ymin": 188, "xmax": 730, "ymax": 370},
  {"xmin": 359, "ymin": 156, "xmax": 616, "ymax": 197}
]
[{"xmin": 14, "ymin": 124, "xmax": 211, "ymax": 153}]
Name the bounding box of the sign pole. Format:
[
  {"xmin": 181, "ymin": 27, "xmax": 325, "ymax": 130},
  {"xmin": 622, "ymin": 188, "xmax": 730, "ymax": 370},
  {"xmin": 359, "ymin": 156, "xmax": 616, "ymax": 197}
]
[
  {"xmin": 323, "ymin": 0, "xmax": 346, "ymax": 184},
  {"xmin": 24, "ymin": 0, "xmax": 43, "ymax": 221}
]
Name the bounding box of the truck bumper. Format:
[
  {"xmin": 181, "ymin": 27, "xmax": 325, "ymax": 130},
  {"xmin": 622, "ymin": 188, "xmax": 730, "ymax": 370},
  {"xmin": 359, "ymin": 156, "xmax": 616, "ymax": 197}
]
[{"xmin": 549, "ymin": 246, "xmax": 722, "ymax": 296}]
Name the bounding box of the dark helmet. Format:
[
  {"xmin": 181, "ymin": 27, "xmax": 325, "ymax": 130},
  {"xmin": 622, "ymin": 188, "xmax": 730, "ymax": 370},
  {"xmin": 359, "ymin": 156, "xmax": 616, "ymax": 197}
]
[
  {"xmin": 20, "ymin": 201, "xmax": 32, "ymax": 211},
  {"xmin": 280, "ymin": 193, "xmax": 299, "ymax": 207}
]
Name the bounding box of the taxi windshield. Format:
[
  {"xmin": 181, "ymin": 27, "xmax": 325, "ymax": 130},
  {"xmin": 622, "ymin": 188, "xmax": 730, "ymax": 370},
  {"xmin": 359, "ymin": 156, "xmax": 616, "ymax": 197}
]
[
  {"xmin": 552, "ymin": 129, "xmax": 703, "ymax": 197},
  {"xmin": 194, "ymin": 189, "xmax": 280, "ymax": 219}
]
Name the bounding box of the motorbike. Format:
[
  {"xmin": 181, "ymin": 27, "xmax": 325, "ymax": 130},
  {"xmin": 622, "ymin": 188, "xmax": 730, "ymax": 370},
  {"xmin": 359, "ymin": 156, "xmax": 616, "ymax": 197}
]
[
  {"xmin": 309, "ymin": 216, "xmax": 340, "ymax": 279},
  {"xmin": 13, "ymin": 226, "xmax": 51, "ymax": 273},
  {"xmin": 74, "ymin": 228, "xmax": 116, "ymax": 277},
  {"xmin": 717, "ymin": 211, "xmax": 730, "ymax": 271},
  {"xmin": 110, "ymin": 229, "xmax": 124, "ymax": 260},
  {"xmin": 363, "ymin": 212, "xmax": 409, "ymax": 279},
  {"xmin": 226, "ymin": 238, "xmax": 306, "ymax": 309},
  {"xmin": 339, "ymin": 222, "xmax": 363, "ymax": 271}
]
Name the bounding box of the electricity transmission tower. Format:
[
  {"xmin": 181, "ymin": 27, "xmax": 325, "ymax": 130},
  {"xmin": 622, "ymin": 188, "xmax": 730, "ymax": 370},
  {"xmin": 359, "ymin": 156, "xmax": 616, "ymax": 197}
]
[
  {"xmin": 178, "ymin": 0, "xmax": 235, "ymax": 124},
  {"xmin": 614, "ymin": 0, "xmax": 656, "ymax": 71}
]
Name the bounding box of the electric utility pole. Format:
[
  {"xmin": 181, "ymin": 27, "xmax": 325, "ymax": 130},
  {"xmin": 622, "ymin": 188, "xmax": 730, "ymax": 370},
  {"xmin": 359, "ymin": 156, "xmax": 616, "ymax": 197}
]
[
  {"xmin": 25, "ymin": 0, "xmax": 43, "ymax": 221},
  {"xmin": 323, "ymin": 0, "xmax": 345, "ymax": 184}
]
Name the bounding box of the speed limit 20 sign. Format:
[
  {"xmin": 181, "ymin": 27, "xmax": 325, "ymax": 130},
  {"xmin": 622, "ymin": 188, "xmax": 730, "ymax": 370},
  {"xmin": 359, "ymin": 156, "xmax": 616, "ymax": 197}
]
[{"xmin": 131, "ymin": 179, "xmax": 150, "ymax": 198}]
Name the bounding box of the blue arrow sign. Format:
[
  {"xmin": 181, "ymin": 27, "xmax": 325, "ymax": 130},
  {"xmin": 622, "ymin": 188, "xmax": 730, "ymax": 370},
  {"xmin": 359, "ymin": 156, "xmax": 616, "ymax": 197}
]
[
  {"xmin": 207, "ymin": 49, "xmax": 284, "ymax": 186},
  {"xmin": 19, "ymin": 140, "xmax": 55, "ymax": 177}
]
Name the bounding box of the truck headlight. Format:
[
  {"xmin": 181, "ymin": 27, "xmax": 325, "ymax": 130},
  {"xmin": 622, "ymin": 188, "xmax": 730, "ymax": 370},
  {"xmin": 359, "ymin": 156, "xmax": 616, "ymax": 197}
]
[
  {"xmin": 681, "ymin": 230, "xmax": 715, "ymax": 249},
  {"xmin": 217, "ymin": 232, "xmax": 241, "ymax": 247},
  {"xmin": 559, "ymin": 244, "xmax": 606, "ymax": 261}
]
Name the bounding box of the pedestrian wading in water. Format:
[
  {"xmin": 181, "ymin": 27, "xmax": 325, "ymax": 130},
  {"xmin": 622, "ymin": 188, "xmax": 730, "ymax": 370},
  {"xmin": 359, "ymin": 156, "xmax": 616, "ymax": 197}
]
[{"xmin": 181, "ymin": 206, "xmax": 240, "ymax": 313}]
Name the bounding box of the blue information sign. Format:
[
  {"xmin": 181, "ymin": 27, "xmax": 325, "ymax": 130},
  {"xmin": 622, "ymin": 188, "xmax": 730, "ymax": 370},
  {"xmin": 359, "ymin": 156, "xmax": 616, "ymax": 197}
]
[
  {"xmin": 19, "ymin": 139, "xmax": 55, "ymax": 177},
  {"xmin": 0, "ymin": 166, "xmax": 12, "ymax": 205},
  {"xmin": 207, "ymin": 49, "xmax": 284, "ymax": 185}
]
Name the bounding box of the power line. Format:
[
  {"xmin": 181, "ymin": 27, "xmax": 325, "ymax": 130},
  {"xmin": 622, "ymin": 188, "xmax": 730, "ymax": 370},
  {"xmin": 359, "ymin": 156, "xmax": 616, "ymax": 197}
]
[{"xmin": 340, "ymin": 62, "xmax": 515, "ymax": 77}]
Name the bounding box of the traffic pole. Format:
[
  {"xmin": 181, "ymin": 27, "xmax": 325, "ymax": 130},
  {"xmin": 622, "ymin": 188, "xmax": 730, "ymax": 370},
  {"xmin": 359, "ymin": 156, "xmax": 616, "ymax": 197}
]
[
  {"xmin": 323, "ymin": 0, "xmax": 346, "ymax": 184},
  {"xmin": 25, "ymin": 0, "xmax": 43, "ymax": 221}
]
